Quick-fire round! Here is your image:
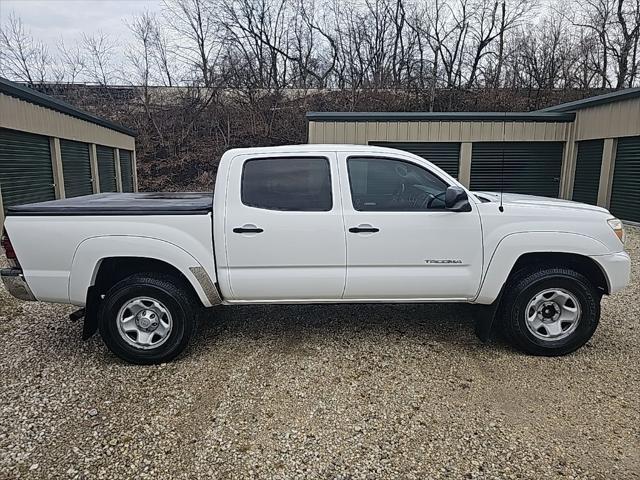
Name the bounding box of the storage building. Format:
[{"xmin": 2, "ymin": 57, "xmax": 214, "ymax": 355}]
[
  {"xmin": 307, "ymin": 88, "xmax": 640, "ymax": 223},
  {"xmin": 0, "ymin": 77, "xmax": 137, "ymax": 226}
]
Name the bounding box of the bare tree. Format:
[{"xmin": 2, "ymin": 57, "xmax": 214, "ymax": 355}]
[
  {"xmin": 163, "ymin": 0, "xmax": 218, "ymax": 86},
  {"xmin": 151, "ymin": 22, "xmax": 178, "ymax": 87},
  {"xmin": 57, "ymin": 39, "xmax": 86, "ymax": 83},
  {"xmin": 612, "ymin": 0, "xmax": 640, "ymax": 86},
  {"xmin": 465, "ymin": 0, "xmax": 533, "ymax": 87},
  {"xmin": 0, "ymin": 14, "xmax": 51, "ymax": 85},
  {"xmin": 82, "ymin": 32, "xmax": 118, "ymax": 86},
  {"xmin": 2, "ymin": 0, "xmax": 639, "ymax": 93}
]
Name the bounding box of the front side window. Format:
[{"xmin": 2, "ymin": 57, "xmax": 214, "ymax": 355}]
[
  {"xmin": 348, "ymin": 157, "xmax": 448, "ymax": 211},
  {"xmin": 242, "ymin": 157, "xmax": 332, "ymax": 211}
]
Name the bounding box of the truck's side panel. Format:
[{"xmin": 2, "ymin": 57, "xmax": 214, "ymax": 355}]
[{"xmin": 4, "ymin": 214, "xmax": 215, "ymax": 305}]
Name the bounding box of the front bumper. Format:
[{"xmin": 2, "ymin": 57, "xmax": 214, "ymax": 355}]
[
  {"xmin": 590, "ymin": 251, "xmax": 631, "ymax": 294},
  {"xmin": 1, "ymin": 268, "xmax": 36, "ymax": 301}
]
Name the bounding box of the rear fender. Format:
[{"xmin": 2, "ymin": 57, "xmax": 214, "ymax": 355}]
[{"xmin": 69, "ymin": 235, "xmax": 218, "ymax": 307}]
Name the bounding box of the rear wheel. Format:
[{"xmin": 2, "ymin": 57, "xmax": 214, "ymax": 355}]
[
  {"xmin": 501, "ymin": 267, "xmax": 600, "ymax": 356},
  {"xmin": 98, "ymin": 273, "xmax": 198, "ymax": 364}
]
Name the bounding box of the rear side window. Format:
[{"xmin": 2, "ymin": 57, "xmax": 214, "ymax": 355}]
[{"xmin": 241, "ymin": 157, "xmax": 332, "ymax": 211}]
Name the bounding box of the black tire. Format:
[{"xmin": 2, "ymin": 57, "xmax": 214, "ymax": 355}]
[
  {"xmin": 500, "ymin": 267, "xmax": 600, "ymax": 356},
  {"xmin": 98, "ymin": 273, "xmax": 198, "ymax": 364}
]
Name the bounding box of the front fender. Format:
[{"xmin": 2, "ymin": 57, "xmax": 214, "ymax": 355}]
[
  {"xmin": 69, "ymin": 235, "xmax": 217, "ymax": 307},
  {"xmin": 475, "ymin": 231, "xmax": 610, "ymax": 304}
]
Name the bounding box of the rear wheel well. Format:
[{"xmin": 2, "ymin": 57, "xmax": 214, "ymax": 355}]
[
  {"xmin": 509, "ymin": 252, "xmax": 609, "ymax": 295},
  {"xmin": 92, "ymin": 257, "xmax": 203, "ymax": 306}
]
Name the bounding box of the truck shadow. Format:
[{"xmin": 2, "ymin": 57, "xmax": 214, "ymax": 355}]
[{"xmin": 193, "ymin": 302, "xmax": 512, "ymax": 356}]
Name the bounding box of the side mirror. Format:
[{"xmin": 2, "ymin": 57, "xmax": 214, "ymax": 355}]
[{"xmin": 445, "ymin": 186, "xmax": 472, "ymax": 212}]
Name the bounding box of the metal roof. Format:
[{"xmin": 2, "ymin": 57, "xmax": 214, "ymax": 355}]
[
  {"xmin": 539, "ymin": 87, "xmax": 640, "ymax": 113},
  {"xmin": 0, "ymin": 77, "xmax": 136, "ymax": 136},
  {"xmin": 306, "ymin": 111, "xmax": 575, "ymax": 122}
]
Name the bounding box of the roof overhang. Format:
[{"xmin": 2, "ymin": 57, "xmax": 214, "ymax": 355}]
[
  {"xmin": 538, "ymin": 87, "xmax": 640, "ymax": 113},
  {"xmin": 0, "ymin": 77, "xmax": 136, "ymax": 137},
  {"xmin": 306, "ymin": 111, "xmax": 575, "ymax": 122}
]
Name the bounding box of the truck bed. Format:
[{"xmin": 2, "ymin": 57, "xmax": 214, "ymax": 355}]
[{"xmin": 6, "ymin": 193, "xmax": 213, "ymax": 216}]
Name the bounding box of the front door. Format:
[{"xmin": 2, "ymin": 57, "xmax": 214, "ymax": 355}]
[
  {"xmin": 223, "ymin": 153, "xmax": 346, "ymax": 301},
  {"xmin": 339, "ymin": 153, "xmax": 483, "ymax": 300}
]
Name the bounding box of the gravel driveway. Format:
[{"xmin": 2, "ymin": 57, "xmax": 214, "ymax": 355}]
[{"xmin": 1, "ymin": 228, "xmax": 639, "ymax": 479}]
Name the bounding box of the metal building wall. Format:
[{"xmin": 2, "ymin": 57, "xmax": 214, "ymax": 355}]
[
  {"xmin": 308, "ymin": 120, "xmax": 570, "ymax": 144},
  {"xmin": 573, "ymin": 97, "xmax": 640, "ymax": 141},
  {"xmin": 0, "ymin": 93, "xmax": 135, "ymax": 150},
  {"xmin": 563, "ymin": 97, "xmax": 640, "ymax": 209},
  {"xmin": 0, "ymin": 91, "xmax": 138, "ymax": 227}
]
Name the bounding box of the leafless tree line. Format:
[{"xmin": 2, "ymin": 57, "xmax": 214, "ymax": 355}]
[{"xmin": 2, "ymin": 0, "xmax": 639, "ymax": 93}]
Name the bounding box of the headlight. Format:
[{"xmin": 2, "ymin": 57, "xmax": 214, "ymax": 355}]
[{"xmin": 607, "ymin": 218, "xmax": 625, "ymax": 244}]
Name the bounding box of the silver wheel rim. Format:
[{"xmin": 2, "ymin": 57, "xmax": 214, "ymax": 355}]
[
  {"xmin": 525, "ymin": 288, "xmax": 581, "ymax": 341},
  {"xmin": 116, "ymin": 297, "xmax": 173, "ymax": 350}
]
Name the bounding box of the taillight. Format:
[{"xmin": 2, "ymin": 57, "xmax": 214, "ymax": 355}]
[{"xmin": 1, "ymin": 229, "xmax": 20, "ymax": 268}]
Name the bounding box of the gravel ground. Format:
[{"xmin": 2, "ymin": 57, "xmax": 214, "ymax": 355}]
[{"xmin": 1, "ymin": 228, "xmax": 639, "ymax": 480}]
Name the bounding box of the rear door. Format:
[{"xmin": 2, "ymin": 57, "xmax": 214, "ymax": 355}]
[
  {"xmin": 223, "ymin": 153, "xmax": 346, "ymax": 301},
  {"xmin": 339, "ymin": 152, "xmax": 483, "ymax": 300}
]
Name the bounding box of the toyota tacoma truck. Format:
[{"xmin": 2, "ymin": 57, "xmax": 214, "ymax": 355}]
[{"xmin": 1, "ymin": 145, "xmax": 631, "ymax": 364}]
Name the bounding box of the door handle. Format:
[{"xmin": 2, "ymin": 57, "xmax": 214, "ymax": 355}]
[
  {"xmin": 233, "ymin": 227, "xmax": 264, "ymax": 234},
  {"xmin": 349, "ymin": 226, "xmax": 379, "ymax": 233}
]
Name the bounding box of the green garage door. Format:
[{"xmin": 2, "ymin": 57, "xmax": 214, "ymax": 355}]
[
  {"xmin": 369, "ymin": 142, "xmax": 460, "ymax": 178},
  {"xmin": 470, "ymin": 142, "xmax": 564, "ymax": 198},
  {"xmin": 572, "ymin": 140, "xmax": 603, "ymax": 205},
  {"xmin": 97, "ymin": 145, "xmax": 117, "ymax": 192},
  {"xmin": 609, "ymin": 136, "xmax": 640, "ymax": 223},
  {"xmin": 0, "ymin": 128, "xmax": 55, "ymax": 211},
  {"xmin": 119, "ymin": 150, "xmax": 134, "ymax": 192},
  {"xmin": 61, "ymin": 139, "xmax": 93, "ymax": 198}
]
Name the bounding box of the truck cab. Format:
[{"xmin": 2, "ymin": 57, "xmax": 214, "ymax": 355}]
[{"xmin": 214, "ymin": 147, "xmax": 482, "ymax": 302}]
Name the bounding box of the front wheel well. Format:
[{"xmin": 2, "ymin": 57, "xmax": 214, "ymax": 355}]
[
  {"xmin": 91, "ymin": 257, "xmax": 204, "ymax": 306},
  {"xmin": 509, "ymin": 252, "xmax": 609, "ymax": 295}
]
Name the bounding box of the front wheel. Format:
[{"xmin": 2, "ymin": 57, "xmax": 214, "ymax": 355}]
[
  {"xmin": 98, "ymin": 273, "xmax": 198, "ymax": 364},
  {"xmin": 501, "ymin": 267, "xmax": 601, "ymax": 356}
]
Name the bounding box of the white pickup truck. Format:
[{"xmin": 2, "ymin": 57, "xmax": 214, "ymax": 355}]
[{"xmin": 1, "ymin": 145, "xmax": 631, "ymax": 364}]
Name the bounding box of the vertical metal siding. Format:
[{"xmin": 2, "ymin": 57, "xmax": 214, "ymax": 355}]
[
  {"xmin": 0, "ymin": 128, "xmax": 55, "ymax": 209},
  {"xmin": 369, "ymin": 142, "xmax": 461, "ymax": 178},
  {"xmin": 572, "ymin": 140, "xmax": 603, "ymax": 205},
  {"xmin": 96, "ymin": 145, "xmax": 117, "ymax": 192},
  {"xmin": 609, "ymin": 135, "xmax": 640, "ymax": 222},
  {"xmin": 61, "ymin": 139, "xmax": 93, "ymax": 197},
  {"xmin": 470, "ymin": 142, "xmax": 564, "ymax": 198},
  {"xmin": 574, "ymin": 97, "xmax": 640, "ymax": 141},
  {"xmin": 119, "ymin": 150, "xmax": 134, "ymax": 192}
]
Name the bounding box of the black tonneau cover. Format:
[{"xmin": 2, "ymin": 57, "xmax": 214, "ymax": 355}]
[{"xmin": 6, "ymin": 193, "xmax": 213, "ymax": 216}]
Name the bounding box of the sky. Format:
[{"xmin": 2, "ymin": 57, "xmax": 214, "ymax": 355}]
[{"xmin": 1, "ymin": 0, "xmax": 164, "ymax": 51}]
